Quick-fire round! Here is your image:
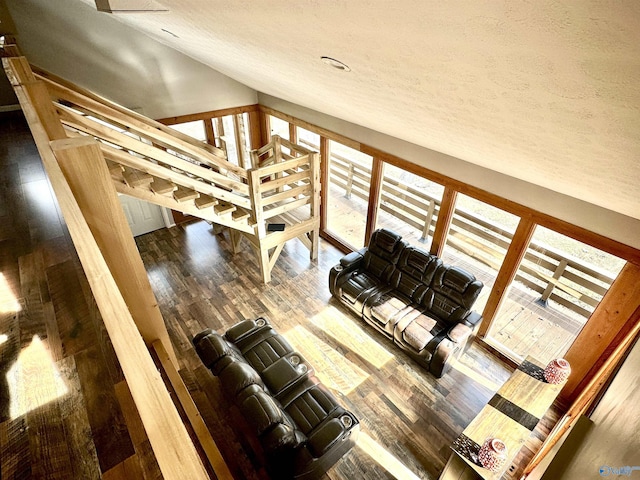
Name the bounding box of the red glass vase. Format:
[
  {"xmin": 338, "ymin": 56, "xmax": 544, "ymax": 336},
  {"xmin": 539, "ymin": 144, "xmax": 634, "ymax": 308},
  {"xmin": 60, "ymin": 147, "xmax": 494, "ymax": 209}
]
[
  {"xmin": 543, "ymin": 358, "xmax": 571, "ymax": 384},
  {"xmin": 478, "ymin": 437, "xmax": 508, "ymax": 472}
]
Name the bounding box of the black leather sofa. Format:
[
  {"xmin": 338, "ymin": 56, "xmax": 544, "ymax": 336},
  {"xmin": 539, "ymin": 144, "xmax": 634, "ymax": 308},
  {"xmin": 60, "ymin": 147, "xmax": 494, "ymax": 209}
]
[
  {"xmin": 329, "ymin": 228, "xmax": 483, "ymax": 377},
  {"xmin": 193, "ymin": 317, "xmax": 359, "ymax": 480}
]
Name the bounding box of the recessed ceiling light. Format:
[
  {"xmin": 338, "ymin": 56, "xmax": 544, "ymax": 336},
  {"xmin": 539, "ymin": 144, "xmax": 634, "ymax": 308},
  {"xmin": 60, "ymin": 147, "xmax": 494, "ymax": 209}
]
[{"xmin": 321, "ymin": 56, "xmax": 351, "ymax": 72}]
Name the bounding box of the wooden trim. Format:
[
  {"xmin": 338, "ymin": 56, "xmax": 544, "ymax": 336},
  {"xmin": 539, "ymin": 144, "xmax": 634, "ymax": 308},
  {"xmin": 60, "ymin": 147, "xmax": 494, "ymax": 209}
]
[
  {"xmin": 319, "ymin": 136, "xmax": 330, "ymax": 233},
  {"xmin": 430, "ymin": 187, "xmax": 457, "ymax": 257},
  {"xmin": 365, "ymin": 157, "xmax": 384, "ymax": 243},
  {"xmin": 260, "ymin": 110, "xmax": 271, "ymax": 146},
  {"xmin": 157, "ymin": 104, "xmax": 260, "ymax": 125},
  {"xmin": 260, "ymin": 105, "xmax": 361, "ymax": 151},
  {"xmin": 478, "ymin": 217, "xmax": 536, "ymax": 338},
  {"xmin": 561, "ymin": 262, "xmax": 640, "ymax": 403},
  {"xmin": 247, "ymin": 110, "xmax": 263, "ymax": 150},
  {"xmin": 361, "ymin": 145, "xmax": 640, "ymax": 265},
  {"xmin": 204, "ymin": 118, "xmax": 216, "ymax": 147},
  {"xmin": 152, "ymin": 341, "xmax": 233, "ymax": 480}
]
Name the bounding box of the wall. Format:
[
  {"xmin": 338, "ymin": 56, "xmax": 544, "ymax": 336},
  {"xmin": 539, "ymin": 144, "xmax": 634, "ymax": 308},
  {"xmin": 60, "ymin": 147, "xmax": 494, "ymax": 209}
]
[
  {"xmin": 5, "ymin": 0, "xmax": 257, "ymax": 119},
  {"xmin": 260, "ymin": 93, "xmax": 640, "ymax": 252}
]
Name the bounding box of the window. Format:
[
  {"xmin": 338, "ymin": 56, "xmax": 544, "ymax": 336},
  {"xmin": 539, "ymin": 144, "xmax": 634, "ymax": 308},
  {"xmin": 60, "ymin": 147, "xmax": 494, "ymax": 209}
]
[
  {"xmin": 325, "ymin": 141, "xmax": 373, "ymax": 249},
  {"xmin": 488, "ymin": 226, "xmax": 625, "ymax": 363},
  {"xmin": 442, "ymin": 194, "xmax": 521, "ymax": 315},
  {"xmin": 168, "ymin": 120, "xmax": 206, "ymax": 142},
  {"xmin": 375, "ymin": 163, "xmax": 444, "ymax": 250}
]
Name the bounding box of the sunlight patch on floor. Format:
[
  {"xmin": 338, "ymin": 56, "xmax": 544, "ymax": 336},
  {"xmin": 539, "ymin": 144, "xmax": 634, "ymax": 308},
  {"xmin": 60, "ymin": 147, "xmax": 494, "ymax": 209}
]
[
  {"xmin": 0, "ymin": 272, "xmax": 21, "ymax": 314},
  {"xmin": 7, "ymin": 335, "xmax": 68, "ymax": 419},
  {"xmin": 283, "ymin": 325, "xmax": 369, "ymax": 395},
  {"xmin": 309, "ymin": 305, "xmax": 394, "ymax": 369},
  {"xmin": 451, "ymin": 358, "xmax": 501, "ymax": 392},
  {"xmin": 356, "ymin": 432, "xmax": 422, "ymax": 480}
]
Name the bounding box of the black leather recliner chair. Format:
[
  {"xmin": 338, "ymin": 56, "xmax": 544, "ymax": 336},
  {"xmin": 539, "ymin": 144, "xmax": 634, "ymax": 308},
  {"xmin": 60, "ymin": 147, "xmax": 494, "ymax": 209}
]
[
  {"xmin": 330, "ymin": 229, "xmax": 483, "ymax": 377},
  {"xmin": 193, "ymin": 317, "xmax": 359, "ymax": 480}
]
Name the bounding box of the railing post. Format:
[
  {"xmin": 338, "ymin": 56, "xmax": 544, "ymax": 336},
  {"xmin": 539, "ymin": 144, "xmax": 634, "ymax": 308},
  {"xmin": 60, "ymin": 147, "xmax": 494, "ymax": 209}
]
[
  {"xmin": 421, "ymin": 198, "xmax": 436, "ymax": 241},
  {"xmin": 345, "ymin": 162, "xmax": 354, "ymax": 198},
  {"xmin": 539, "ymin": 258, "xmax": 568, "ymax": 305}
]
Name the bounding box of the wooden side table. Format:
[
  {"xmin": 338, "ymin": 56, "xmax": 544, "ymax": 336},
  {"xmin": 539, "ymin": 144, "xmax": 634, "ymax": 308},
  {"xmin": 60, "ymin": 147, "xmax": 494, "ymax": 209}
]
[{"xmin": 440, "ymin": 356, "xmax": 563, "ymax": 480}]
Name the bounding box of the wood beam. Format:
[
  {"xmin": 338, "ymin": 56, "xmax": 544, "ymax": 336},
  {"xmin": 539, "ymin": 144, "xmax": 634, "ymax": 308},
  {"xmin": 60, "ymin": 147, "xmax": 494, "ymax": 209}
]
[
  {"xmin": 561, "ymin": 262, "xmax": 640, "ymax": 402},
  {"xmin": 247, "ymin": 110, "xmax": 263, "ymax": 150},
  {"xmin": 319, "ymin": 136, "xmax": 330, "ymax": 233},
  {"xmin": 52, "ymin": 137, "xmax": 179, "ymax": 367},
  {"xmin": 478, "ymin": 217, "xmax": 536, "ymax": 338},
  {"xmin": 365, "ymin": 157, "xmax": 384, "ymax": 244},
  {"xmin": 157, "ymin": 104, "xmax": 259, "ymax": 125},
  {"xmin": 429, "ymin": 187, "xmax": 457, "ymax": 257}
]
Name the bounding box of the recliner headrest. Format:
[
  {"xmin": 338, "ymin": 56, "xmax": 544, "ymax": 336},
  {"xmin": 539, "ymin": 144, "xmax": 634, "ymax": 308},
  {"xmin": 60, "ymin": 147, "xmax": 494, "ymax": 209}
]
[{"xmin": 370, "ymin": 228, "xmax": 403, "ymax": 253}]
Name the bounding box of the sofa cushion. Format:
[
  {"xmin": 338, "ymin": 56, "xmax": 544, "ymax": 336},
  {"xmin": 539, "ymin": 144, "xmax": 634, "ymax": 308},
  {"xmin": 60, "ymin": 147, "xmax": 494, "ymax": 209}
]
[
  {"xmin": 398, "ymin": 313, "xmax": 448, "ymax": 352},
  {"xmin": 430, "ymin": 265, "xmax": 483, "ymax": 324},
  {"xmin": 243, "ymin": 331, "xmax": 295, "ymax": 373},
  {"xmin": 339, "ymin": 271, "xmax": 389, "ymax": 306},
  {"xmin": 283, "ymin": 382, "xmax": 340, "ymax": 436}
]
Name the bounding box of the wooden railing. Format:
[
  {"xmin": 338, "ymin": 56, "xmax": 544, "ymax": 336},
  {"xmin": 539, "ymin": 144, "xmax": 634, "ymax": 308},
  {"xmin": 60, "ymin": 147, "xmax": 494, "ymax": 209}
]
[{"xmin": 301, "ymin": 138, "xmax": 617, "ymax": 320}]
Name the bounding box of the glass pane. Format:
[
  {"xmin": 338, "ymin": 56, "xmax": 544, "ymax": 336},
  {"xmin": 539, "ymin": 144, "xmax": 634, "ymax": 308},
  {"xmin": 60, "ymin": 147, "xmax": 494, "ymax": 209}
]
[
  {"xmin": 221, "ymin": 115, "xmax": 240, "ymax": 166},
  {"xmin": 326, "ymin": 141, "xmax": 373, "ymax": 249},
  {"xmin": 489, "ymin": 226, "xmax": 625, "ymax": 363},
  {"xmin": 375, "ymin": 163, "xmax": 444, "ymax": 250},
  {"xmin": 296, "ymin": 127, "xmax": 319, "ymax": 151},
  {"xmin": 442, "ymin": 194, "xmax": 521, "ymax": 315},
  {"xmin": 168, "ymin": 120, "xmax": 206, "ymax": 142},
  {"xmin": 269, "ymin": 115, "xmax": 290, "ymax": 140}
]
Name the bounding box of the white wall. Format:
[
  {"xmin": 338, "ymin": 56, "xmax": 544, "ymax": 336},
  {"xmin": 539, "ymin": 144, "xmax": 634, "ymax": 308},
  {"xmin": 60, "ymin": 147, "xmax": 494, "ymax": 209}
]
[
  {"xmin": 260, "ymin": 93, "xmax": 640, "ymax": 252},
  {"xmin": 6, "ymin": 0, "xmax": 257, "ymax": 119}
]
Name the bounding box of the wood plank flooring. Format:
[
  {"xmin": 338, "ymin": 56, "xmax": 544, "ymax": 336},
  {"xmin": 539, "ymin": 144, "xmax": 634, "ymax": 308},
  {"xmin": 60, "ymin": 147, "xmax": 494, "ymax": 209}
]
[{"xmin": 0, "ymin": 111, "xmax": 560, "ymax": 479}]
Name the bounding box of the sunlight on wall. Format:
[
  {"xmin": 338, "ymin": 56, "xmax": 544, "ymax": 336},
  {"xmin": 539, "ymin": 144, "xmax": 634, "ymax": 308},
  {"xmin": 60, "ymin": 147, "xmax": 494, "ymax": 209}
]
[
  {"xmin": 283, "ymin": 325, "xmax": 369, "ymax": 395},
  {"xmin": 7, "ymin": 335, "xmax": 68, "ymax": 419},
  {"xmin": 450, "ymin": 359, "xmax": 501, "ymax": 392},
  {"xmin": 0, "ymin": 272, "xmax": 21, "ymax": 313},
  {"xmin": 309, "ymin": 306, "xmax": 394, "ymax": 369},
  {"xmin": 356, "ymin": 432, "xmax": 422, "ymax": 480}
]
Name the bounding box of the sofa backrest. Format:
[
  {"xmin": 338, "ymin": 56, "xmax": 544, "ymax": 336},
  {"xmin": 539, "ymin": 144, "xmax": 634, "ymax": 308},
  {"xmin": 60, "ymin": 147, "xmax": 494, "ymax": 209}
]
[
  {"xmin": 362, "ymin": 229, "xmax": 406, "ymax": 282},
  {"xmin": 429, "ymin": 265, "xmax": 483, "ymax": 324},
  {"xmin": 391, "ymin": 246, "xmax": 442, "ymax": 306}
]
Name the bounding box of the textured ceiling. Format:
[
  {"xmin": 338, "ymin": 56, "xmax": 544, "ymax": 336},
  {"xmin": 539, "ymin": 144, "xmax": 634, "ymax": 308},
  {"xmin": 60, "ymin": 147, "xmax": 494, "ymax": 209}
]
[{"xmin": 86, "ymin": 0, "xmax": 640, "ymax": 220}]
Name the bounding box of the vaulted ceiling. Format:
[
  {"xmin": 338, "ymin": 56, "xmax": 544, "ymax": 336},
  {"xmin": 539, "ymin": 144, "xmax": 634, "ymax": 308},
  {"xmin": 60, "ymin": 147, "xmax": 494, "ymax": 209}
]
[{"xmin": 67, "ymin": 2, "xmax": 640, "ymax": 220}]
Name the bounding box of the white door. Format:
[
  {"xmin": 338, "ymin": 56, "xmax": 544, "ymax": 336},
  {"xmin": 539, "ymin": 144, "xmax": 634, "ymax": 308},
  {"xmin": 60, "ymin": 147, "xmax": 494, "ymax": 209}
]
[{"xmin": 118, "ymin": 194, "xmax": 166, "ymax": 237}]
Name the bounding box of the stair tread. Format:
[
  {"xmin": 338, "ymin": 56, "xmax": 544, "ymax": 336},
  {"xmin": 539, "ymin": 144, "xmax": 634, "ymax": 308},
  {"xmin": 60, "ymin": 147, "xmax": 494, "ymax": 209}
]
[
  {"xmin": 173, "ymin": 186, "xmax": 200, "ymax": 202},
  {"xmin": 194, "ymin": 194, "xmax": 218, "ymax": 209},
  {"xmin": 123, "ymin": 167, "xmax": 153, "ymax": 187},
  {"xmin": 150, "ymin": 176, "xmax": 176, "ymax": 195},
  {"xmin": 231, "ymin": 208, "xmax": 250, "ymax": 221},
  {"xmin": 214, "ymin": 202, "xmax": 236, "ymax": 216},
  {"xmin": 106, "ymin": 159, "xmax": 124, "ymax": 175}
]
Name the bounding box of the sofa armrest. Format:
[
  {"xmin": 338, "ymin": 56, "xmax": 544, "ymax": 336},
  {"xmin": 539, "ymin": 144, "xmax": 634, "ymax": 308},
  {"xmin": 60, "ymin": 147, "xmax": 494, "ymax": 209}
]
[
  {"xmin": 463, "ymin": 310, "xmax": 482, "ymax": 327},
  {"xmin": 192, "ymin": 330, "xmax": 240, "ymax": 375},
  {"xmin": 446, "ymin": 323, "xmax": 472, "ymax": 344},
  {"xmin": 340, "ymin": 250, "xmax": 365, "ymax": 269},
  {"xmin": 225, "ymin": 317, "xmax": 269, "ymax": 343},
  {"xmin": 307, "ymin": 413, "xmax": 358, "ymax": 458},
  {"xmin": 329, "ymin": 250, "xmax": 366, "ymax": 295}
]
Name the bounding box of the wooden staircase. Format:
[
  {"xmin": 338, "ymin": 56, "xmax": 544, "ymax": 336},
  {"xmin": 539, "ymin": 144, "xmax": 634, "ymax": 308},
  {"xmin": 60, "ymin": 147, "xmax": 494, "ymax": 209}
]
[{"xmin": 4, "ymin": 54, "xmax": 320, "ymax": 283}]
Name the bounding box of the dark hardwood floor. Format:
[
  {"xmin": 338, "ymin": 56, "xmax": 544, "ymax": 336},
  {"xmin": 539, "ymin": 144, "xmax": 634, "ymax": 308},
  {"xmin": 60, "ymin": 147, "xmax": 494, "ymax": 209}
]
[{"xmin": 0, "ymin": 111, "xmax": 559, "ymax": 479}]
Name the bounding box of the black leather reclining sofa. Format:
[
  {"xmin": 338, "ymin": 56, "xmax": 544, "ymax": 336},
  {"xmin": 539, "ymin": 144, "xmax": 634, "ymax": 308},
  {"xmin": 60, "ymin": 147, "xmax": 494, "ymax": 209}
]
[
  {"xmin": 193, "ymin": 317, "xmax": 359, "ymax": 480},
  {"xmin": 329, "ymin": 228, "xmax": 483, "ymax": 377}
]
